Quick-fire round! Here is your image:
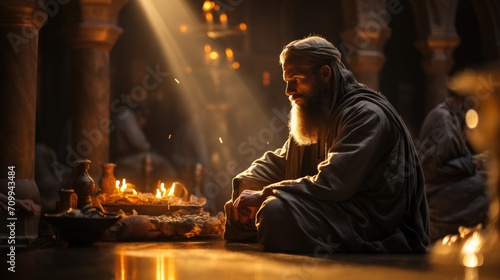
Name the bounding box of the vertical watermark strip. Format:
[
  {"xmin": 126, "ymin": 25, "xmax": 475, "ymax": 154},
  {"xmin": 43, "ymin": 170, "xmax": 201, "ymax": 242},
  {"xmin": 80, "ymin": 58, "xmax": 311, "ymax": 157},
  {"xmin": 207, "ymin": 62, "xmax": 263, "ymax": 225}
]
[{"xmin": 6, "ymin": 166, "xmax": 16, "ymax": 273}]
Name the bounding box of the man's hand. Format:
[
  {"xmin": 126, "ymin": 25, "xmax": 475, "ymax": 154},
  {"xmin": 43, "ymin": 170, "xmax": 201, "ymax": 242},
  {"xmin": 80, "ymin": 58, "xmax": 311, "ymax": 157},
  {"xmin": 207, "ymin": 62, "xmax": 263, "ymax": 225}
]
[{"xmin": 233, "ymin": 189, "xmax": 270, "ymax": 221}]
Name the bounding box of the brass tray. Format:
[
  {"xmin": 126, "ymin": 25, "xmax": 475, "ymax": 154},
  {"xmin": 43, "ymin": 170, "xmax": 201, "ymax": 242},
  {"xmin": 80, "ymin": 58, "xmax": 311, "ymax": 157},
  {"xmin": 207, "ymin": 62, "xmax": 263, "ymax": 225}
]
[{"xmin": 101, "ymin": 203, "xmax": 203, "ymax": 216}]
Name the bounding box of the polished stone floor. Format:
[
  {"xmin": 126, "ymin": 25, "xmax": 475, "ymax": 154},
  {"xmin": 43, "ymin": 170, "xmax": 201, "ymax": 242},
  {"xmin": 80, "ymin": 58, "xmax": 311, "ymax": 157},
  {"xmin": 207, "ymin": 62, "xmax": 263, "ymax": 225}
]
[{"xmin": 1, "ymin": 238, "xmax": 499, "ymax": 280}]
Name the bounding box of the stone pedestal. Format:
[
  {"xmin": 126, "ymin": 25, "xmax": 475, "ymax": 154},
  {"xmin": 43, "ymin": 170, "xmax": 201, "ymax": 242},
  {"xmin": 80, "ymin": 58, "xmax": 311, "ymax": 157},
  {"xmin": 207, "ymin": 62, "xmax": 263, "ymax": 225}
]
[
  {"xmin": 0, "ymin": 1, "xmax": 42, "ymax": 245},
  {"xmin": 65, "ymin": 0, "xmax": 127, "ymax": 180}
]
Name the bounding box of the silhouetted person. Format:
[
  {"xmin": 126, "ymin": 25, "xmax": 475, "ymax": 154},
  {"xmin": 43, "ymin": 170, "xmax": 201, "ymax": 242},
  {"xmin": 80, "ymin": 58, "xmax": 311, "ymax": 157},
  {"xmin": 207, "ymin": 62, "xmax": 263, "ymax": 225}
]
[{"xmin": 417, "ymin": 91, "xmax": 489, "ymax": 242}]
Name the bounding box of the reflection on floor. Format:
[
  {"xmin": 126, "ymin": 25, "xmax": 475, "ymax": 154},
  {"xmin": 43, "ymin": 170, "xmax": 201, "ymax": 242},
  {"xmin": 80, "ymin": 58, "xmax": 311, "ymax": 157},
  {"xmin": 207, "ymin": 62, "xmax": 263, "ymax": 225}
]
[{"xmin": 2, "ymin": 238, "xmax": 499, "ymax": 280}]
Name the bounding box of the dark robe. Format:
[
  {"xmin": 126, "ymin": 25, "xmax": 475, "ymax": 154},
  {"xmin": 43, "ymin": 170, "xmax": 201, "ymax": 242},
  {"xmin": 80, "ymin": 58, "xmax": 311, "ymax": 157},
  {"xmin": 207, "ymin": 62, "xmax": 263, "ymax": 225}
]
[
  {"xmin": 417, "ymin": 100, "xmax": 488, "ymax": 242},
  {"xmin": 224, "ymin": 68, "xmax": 430, "ymax": 253}
]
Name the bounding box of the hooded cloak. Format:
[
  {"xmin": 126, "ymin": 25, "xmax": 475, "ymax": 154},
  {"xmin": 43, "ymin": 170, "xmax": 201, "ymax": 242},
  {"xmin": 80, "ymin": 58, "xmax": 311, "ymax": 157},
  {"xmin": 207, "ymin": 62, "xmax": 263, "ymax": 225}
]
[{"xmin": 224, "ymin": 37, "xmax": 430, "ymax": 253}]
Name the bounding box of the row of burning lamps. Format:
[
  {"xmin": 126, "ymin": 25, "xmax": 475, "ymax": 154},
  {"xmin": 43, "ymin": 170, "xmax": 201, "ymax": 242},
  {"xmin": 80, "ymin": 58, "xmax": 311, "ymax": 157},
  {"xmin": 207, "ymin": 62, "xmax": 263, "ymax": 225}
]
[
  {"xmin": 115, "ymin": 179, "xmax": 175, "ymax": 200},
  {"xmin": 177, "ymin": 0, "xmax": 246, "ymax": 70}
]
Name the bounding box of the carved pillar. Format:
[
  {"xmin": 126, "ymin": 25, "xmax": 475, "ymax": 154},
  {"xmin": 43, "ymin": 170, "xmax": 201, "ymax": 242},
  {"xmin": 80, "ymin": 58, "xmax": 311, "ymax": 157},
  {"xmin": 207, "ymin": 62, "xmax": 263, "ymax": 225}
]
[
  {"xmin": 0, "ymin": 0, "xmax": 42, "ymax": 243},
  {"xmin": 412, "ymin": 0, "xmax": 460, "ymax": 112},
  {"xmin": 65, "ymin": 0, "xmax": 127, "ymax": 179},
  {"xmin": 340, "ymin": 0, "xmax": 391, "ymax": 91}
]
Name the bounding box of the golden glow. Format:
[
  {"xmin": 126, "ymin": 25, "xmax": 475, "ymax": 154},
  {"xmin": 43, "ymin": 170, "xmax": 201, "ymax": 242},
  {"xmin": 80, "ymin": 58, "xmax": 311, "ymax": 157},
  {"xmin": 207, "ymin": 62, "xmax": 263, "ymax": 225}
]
[
  {"xmin": 461, "ymin": 232, "xmax": 484, "ymax": 267},
  {"xmin": 232, "ymin": 61, "xmax": 240, "ymax": 69},
  {"xmin": 465, "ymin": 109, "xmax": 479, "ymax": 129},
  {"xmin": 132, "ymin": 189, "xmax": 138, "ymax": 195},
  {"xmin": 120, "ymin": 252, "xmax": 125, "ymax": 280},
  {"xmin": 219, "ymin": 137, "xmax": 223, "ymax": 143},
  {"xmin": 239, "ymin": 23, "xmax": 247, "ymax": 31},
  {"xmin": 167, "ymin": 183, "xmax": 176, "ymax": 197},
  {"xmin": 138, "ymin": 0, "xmax": 270, "ymax": 165},
  {"xmin": 209, "ymin": 51, "xmax": 219, "ymax": 60},
  {"xmin": 120, "ymin": 179, "xmax": 127, "ymax": 193},
  {"xmin": 174, "ymin": 78, "xmax": 180, "ymax": 84},
  {"xmin": 179, "ymin": 24, "xmax": 188, "ymax": 32},
  {"xmin": 168, "ymin": 134, "xmax": 172, "ymax": 139},
  {"xmin": 205, "ymin": 12, "xmax": 213, "ymax": 23},
  {"xmin": 219, "ymin": 13, "xmax": 227, "ymax": 24},
  {"xmin": 225, "ymin": 48, "xmax": 233, "ymax": 59},
  {"xmin": 202, "ymin": 0, "xmax": 214, "ymax": 11},
  {"xmin": 204, "ymin": 44, "xmax": 211, "ymax": 53},
  {"xmin": 116, "ymin": 245, "xmax": 177, "ymax": 280}
]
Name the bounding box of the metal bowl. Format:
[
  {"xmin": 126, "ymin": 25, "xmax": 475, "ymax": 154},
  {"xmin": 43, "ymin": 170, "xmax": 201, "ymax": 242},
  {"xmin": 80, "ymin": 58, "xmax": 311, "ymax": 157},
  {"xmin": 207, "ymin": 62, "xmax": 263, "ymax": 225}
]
[{"xmin": 44, "ymin": 213, "xmax": 121, "ymax": 247}]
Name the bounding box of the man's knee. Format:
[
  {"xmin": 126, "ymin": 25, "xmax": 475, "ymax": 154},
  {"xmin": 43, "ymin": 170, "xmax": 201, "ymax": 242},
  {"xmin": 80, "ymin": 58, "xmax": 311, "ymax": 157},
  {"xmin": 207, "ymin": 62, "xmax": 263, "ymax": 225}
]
[{"xmin": 256, "ymin": 196, "xmax": 288, "ymax": 229}]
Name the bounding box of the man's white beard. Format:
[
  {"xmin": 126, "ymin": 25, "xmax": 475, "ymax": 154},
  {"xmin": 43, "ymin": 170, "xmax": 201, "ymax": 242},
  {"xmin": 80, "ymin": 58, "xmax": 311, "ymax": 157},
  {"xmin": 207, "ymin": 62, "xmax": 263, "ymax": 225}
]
[{"xmin": 289, "ymin": 103, "xmax": 320, "ymax": 146}]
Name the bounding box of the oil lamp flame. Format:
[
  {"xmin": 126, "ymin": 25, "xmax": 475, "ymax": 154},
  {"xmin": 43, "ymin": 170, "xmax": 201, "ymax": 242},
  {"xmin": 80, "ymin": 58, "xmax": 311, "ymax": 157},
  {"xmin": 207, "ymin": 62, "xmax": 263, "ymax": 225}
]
[
  {"xmin": 168, "ymin": 183, "xmax": 176, "ymax": 197},
  {"xmin": 120, "ymin": 179, "xmax": 127, "ymax": 193}
]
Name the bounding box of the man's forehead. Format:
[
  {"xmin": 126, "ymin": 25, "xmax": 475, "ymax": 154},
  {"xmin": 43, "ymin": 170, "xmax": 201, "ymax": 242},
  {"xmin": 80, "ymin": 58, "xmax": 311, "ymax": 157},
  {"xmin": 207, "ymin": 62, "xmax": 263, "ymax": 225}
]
[{"xmin": 282, "ymin": 62, "xmax": 311, "ymax": 78}]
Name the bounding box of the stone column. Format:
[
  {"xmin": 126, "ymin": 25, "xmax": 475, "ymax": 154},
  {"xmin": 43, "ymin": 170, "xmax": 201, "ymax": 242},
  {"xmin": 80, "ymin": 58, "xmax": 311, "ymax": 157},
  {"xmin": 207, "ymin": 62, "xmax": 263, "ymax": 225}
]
[
  {"xmin": 65, "ymin": 0, "xmax": 127, "ymax": 180},
  {"xmin": 0, "ymin": 1, "xmax": 43, "ymax": 243},
  {"xmin": 340, "ymin": 0, "xmax": 392, "ymax": 91},
  {"xmin": 412, "ymin": 0, "xmax": 460, "ymax": 112}
]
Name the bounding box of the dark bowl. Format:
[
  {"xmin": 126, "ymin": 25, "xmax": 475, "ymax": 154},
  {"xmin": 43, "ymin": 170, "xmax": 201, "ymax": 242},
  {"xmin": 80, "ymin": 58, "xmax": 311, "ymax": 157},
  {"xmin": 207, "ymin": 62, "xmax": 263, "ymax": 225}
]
[{"xmin": 44, "ymin": 213, "xmax": 121, "ymax": 247}]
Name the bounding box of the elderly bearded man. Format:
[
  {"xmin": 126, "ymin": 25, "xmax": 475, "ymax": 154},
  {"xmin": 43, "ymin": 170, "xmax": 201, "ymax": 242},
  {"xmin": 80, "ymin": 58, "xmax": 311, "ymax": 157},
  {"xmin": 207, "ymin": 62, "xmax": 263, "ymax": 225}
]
[{"xmin": 223, "ymin": 36, "xmax": 430, "ymax": 253}]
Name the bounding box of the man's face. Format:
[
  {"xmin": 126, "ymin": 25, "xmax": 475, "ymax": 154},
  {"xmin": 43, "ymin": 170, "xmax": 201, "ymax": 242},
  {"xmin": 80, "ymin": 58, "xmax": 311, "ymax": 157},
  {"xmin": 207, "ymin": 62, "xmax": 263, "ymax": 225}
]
[{"xmin": 283, "ymin": 61, "xmax": 330, "ymax": 145}]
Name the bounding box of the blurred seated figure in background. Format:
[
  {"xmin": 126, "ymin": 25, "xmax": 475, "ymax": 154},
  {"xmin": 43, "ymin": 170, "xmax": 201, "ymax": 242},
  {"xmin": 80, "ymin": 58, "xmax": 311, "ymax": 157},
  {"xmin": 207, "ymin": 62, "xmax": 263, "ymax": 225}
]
[
  {"xmin": 111, "ymin": 104, "xmax": 177, "ymax": 192},
  {"xmin": 417, "ymin": 90, "xmax": 489, "ymax": 242},
  {"xmin": 35, "ymin": 143, "xmax": 60, "ymax": 213}
]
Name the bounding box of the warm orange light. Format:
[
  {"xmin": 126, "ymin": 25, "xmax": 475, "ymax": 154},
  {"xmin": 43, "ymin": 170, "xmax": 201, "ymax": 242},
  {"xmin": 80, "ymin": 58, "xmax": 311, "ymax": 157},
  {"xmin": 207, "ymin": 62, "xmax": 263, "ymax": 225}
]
[
  {"xmin": 209, "ymin": 51, "xmax": 219, "ymax": 60},
  {"xmin": 239, "ymin": 23, "xmax": 247, "ymax": 31},
  {"xmin": 160, "ymin": 183, "xmax": 166, "ymax": 197},
  {"xmin": 167, "ymin": 184, "xmax": 176, "ymax": 197},
  {"xmin": 466, "ymin": 109, "xmax": 479, "ymax": 129},
  {"xmin": 204, "ymin": 44, "xmax": 211, "ymax": 53},
  {"xmin": 179, "ymin": 24, "xmax": 188, "ymax": 33},
  {"xmin": 202, "ymin": 0, "xmax": 214, "ymax": 11},
  {"xmin": 205, "ymin": 12, "xmax": 213, "ymax": 23},
  {"xmin": 120, "ymin": 179, "xmax": 127, "ymax": 193},
  {"xmin": 225, "ymin": 48, "xmax": 233, "ymax": 59},
  {"xmin": 232, "ymin": 61, "xmax": 240, "ymax": 69},
  {"xmin": 132, "ymin": 189, "xmax": 138, "ymax": 195},
  {"xmin": 155, "ymin": 189, "xmax": 162, "ymax": 199},
  {"xmin": 219, "ymin": 13, "xmax": 228, "ymax": 24}
]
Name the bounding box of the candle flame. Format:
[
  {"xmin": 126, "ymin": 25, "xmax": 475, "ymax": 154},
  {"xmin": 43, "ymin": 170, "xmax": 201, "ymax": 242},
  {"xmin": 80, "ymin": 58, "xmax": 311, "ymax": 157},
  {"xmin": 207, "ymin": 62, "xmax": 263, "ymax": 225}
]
[
  {"xmin": 156, "ymin": 189, "xmax": 162, "ymax": 199},
  {"xmin": 132, "ymin": 189, "xmax": 138, "ymax": 195},
  {"xmin": 120, "ymin": 179, "xmax": 127, "ymax": 193},
  {"xmin": 168, "ymin": 183, "xmax": 176, "ymax": 197},
  {"xmin": 160, "ymin": 183, "xmax": 166, "ymax": 197}
]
